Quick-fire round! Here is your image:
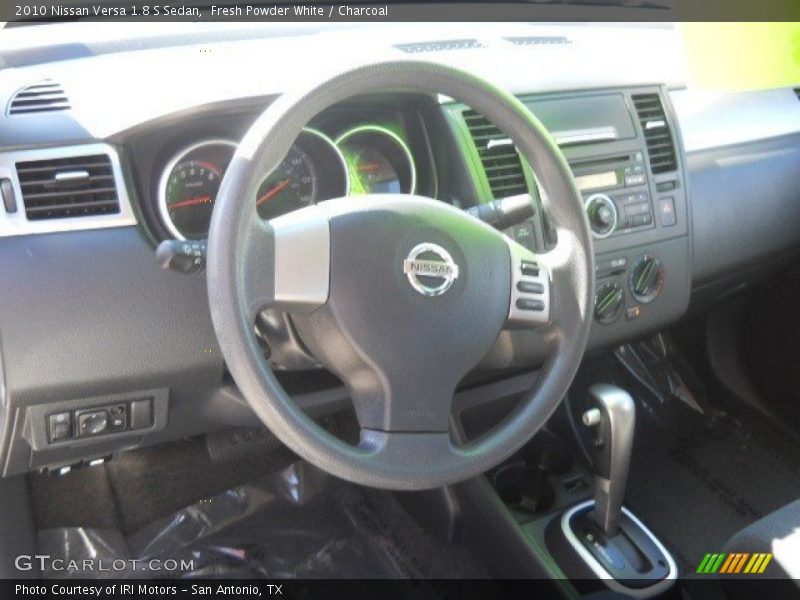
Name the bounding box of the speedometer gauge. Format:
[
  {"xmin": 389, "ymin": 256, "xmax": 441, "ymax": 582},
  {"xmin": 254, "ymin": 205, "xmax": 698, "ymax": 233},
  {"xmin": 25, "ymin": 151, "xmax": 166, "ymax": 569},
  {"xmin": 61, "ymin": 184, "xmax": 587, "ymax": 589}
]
[{"xmin": 256, "ymin": 146, "xmax": 318, "ymax": 221}]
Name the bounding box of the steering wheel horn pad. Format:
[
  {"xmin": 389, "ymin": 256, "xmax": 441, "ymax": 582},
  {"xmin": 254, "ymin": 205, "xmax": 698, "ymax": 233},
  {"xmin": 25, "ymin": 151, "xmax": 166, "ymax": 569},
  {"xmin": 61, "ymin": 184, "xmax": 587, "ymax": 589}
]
[
  {"xmin": 291, "ymin": 194, "xmax": 511, "ymax": 434},
  {"xmin": 206, "ymin": 60, "xmax": 594, "ymax": 490}
]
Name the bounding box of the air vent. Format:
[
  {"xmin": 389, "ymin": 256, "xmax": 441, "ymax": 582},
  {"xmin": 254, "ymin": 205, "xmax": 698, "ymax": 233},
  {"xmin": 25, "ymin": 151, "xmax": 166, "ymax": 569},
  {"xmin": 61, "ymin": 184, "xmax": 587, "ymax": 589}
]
[
  {"xmin": 395, "ymin": 39, "xmax": 483, "ymax": 53},
  {"xmin": 463, "ymin": 109, "xmax": 527, "ymax": 199},
  {"xmin": 16, "ymin": 154, "xmax": 120, "ymax": 220},
  {"xmin": 505, "ymin": 36, "xmax": 571, "ymax": 46},
  {"xmin": 7, "ymin": 81, "xmax": 70, "ymax": 115},
  {"xmin": 631, "ymin": 93, "xmax": 677, "ymax": 174}
]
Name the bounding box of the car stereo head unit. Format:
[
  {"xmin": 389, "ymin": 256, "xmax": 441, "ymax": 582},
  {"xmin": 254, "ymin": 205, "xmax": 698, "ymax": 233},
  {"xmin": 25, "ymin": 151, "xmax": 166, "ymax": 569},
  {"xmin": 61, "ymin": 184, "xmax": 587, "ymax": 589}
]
[{"xmin": 571, "ymin": 152, "xmax": 654, "ymax": 238}]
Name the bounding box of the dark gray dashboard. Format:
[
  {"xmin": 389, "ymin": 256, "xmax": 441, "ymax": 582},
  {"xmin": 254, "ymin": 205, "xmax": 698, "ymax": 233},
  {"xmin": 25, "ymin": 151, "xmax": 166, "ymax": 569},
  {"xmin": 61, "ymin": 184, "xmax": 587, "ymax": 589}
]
[{"xmin": 0, "ymin": 25, "xmax": 798, "ymax": 475}]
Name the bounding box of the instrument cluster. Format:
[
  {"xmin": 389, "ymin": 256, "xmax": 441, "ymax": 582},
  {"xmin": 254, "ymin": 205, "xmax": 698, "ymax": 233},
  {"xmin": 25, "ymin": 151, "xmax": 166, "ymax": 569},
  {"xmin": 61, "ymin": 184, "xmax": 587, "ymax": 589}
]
[{"xmin": 157, "ymin": 124, "xmax": 417, "ymax": 241}]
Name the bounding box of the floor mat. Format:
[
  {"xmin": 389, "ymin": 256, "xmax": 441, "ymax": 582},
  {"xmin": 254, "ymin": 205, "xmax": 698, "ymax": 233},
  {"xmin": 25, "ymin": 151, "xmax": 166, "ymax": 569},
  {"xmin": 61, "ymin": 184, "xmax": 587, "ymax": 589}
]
[
  {"xmin": 626, "ymin": 412, "xmax": 800, "ymax": 577},
  {"xmin": 37, "ymin": 460, "xmax": 490, "ymax": 581},
  {"xmin": 29, "ymin": 434, "xmax": 298, "ymax": 535}
]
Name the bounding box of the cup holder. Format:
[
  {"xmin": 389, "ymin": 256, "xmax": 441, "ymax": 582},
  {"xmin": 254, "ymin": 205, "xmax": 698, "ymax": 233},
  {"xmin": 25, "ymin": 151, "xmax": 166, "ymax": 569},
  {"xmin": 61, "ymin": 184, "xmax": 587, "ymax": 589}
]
[
  {"xmin": 492, "ymin": 464, "xmax": 555, "ymax": 514},
  {"xmin": 490, "ymin": 430, "xmax": 575, "ymax": 515}
]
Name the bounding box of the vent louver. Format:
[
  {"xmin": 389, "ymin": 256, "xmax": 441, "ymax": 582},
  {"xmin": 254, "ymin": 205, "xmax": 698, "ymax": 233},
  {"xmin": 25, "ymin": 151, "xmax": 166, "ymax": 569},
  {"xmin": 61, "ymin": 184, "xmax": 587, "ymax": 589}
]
[
  {"xmin": 16, "ymin": 154, "xmax": 120, "ymax": 220},
  {"xmin": 7, "ymin": 81, "xmax": 70, "ymax": 115},
  {"xmin": 463, "ymin": 109, "xmax": 527, "ymax": 199},
  {"xmin": 395, "ymin": 39, "xmax": 482, "ymax": 53},
  {"xmin": 631, "ymin": 93, "xmax": 677, "ymax": 174},
  {"xmin": 505, "ymin": 36, "xmax": 571, "ymax": 46}
]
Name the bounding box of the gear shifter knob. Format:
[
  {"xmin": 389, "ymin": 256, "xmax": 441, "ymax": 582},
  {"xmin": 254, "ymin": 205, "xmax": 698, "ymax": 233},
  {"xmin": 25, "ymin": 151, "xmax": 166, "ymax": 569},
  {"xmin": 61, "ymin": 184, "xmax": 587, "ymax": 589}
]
[{"xmin": 583, "ymin": 383, "xmax": 635, "ymax": 537}]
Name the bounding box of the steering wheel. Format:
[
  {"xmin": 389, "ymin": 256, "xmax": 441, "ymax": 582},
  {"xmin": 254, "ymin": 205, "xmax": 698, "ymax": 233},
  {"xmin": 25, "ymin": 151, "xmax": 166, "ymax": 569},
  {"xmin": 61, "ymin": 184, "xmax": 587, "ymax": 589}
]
[{"xmin": 206, "ymin": 61, "xmax": 594, "ymax": 490}]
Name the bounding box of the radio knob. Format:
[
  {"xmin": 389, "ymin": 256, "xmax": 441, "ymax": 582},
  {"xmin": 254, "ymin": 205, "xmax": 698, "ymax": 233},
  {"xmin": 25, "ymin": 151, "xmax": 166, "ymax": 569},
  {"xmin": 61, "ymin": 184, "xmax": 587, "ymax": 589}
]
[
  {"xmin": 629, "ymin": 255, "xmax": 664, "ymax": 304},
  {"xmin": 595, "ymin": 282, "xmax": 624, "ymax": 324},
  {"xmin": 585, "ymin": 194, "xmax": 618, "ymax": 238}
]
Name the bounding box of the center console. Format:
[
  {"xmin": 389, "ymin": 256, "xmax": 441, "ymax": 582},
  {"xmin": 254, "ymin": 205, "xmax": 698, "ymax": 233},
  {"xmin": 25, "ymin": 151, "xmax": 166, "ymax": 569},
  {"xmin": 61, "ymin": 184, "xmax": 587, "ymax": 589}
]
[
  {"xmin": 449, "ymin": 85, "xmax": 691, "ymax": 364},
  {"xmin": 441, "ymin": 88, "xmax": 690, "ymax": 593},
  {"xmin": 555, "ymin": 87, "xmax": 690, "ymax": 353}
]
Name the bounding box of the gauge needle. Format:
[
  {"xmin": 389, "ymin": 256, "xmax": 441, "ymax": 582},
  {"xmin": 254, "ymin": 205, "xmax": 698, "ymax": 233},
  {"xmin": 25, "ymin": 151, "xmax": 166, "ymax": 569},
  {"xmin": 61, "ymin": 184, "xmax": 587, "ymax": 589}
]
[
  {"xmin": 358, "ymin": 162, "xmax": 381, "ymax": 172},
  {"xmin": 196, "ymin": 161, "xmax": 222, "ymax": 176},
  {"xmin": 257, "ymin": 178, "xmax": 290, "ymax": 206},
  {"xmin": 168, "ymin": 195, "xmax": 212, "ymax": 209}
]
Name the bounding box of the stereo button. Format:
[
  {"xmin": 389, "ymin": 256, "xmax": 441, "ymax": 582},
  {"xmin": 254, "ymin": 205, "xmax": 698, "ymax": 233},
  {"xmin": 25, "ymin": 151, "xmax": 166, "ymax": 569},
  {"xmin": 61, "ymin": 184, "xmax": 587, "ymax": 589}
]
[
  {"xmin": 624, "ymin": 174, "xmax": 646, "ymax": 186},
  {"xmin": 624, "ymin": 203, "xmax": 650, "ymax": 216}
]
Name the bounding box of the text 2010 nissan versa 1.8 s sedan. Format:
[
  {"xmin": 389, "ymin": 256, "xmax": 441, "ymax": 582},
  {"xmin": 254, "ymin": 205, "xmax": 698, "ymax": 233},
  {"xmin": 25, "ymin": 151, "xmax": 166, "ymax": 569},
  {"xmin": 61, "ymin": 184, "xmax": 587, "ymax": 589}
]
[{"xmin": 0, "ymin": 21, "xmax": 800, "ymax": 597}]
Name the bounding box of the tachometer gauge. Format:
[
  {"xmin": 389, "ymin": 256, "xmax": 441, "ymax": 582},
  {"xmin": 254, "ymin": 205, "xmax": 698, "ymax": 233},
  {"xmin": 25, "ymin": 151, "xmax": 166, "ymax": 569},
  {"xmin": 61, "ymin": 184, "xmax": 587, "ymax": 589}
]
[
  {"xmin": 256, "ymin": 146, "xmax": 318, "ymax": 221},
  {"xmin": 336, "ymin": 126, "xmax": 416, "ymax": 195},
  {"xmin": 158, "ymin": 140, "xmax": 236, "ymax": 240}
]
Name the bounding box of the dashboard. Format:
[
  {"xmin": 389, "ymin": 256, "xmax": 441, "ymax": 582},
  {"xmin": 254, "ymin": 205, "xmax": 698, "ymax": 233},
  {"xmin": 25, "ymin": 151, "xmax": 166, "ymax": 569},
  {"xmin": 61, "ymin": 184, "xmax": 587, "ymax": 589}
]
[{"xmin": 0, "ymin": 23, "xmax": 799, "ymax": 476}]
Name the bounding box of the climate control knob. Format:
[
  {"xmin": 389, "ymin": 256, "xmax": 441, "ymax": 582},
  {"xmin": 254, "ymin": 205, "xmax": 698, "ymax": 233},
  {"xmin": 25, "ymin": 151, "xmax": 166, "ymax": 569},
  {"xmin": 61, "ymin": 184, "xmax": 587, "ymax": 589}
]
[
  {"xmin": 584, "ymin": 194, "xmax": 618, "ymax": 238},
  {"xmin": 595, "ymin": 282, "xmax": 625, "ymax": 324},
  {"xmin": 629, "ymin": 254, "xmax": 664, "ymax": 304}
]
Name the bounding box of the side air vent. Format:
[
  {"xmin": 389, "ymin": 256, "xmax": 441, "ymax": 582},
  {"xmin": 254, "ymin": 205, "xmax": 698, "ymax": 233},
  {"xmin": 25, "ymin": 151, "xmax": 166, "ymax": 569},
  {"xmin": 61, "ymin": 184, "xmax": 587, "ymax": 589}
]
[
  {"xmin": 463, "ymin": 109, "xmax": 527, "ymax": 199},
  {"xmin": 632, "ymin": 93, "xmax": 677, "ymax": 174},
  {"xmin": 395, "ymin": 39, "xmax": 482, "ymax": 53},
  {"xmin": 7, "ymin": 81, "xmax": 70, "ymax": 115},
  {"xmin": 16, "ymin": 154, "xmax": 120, "ymax": 220},
  {"xmin": 505, "ymin": 36, "xmax": 571, "ymax": 46}
]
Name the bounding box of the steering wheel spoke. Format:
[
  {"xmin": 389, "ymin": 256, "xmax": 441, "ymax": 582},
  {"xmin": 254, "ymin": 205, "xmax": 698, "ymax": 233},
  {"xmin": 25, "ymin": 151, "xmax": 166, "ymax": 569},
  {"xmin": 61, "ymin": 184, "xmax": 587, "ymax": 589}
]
[
  {"xmin": 357, "ymin": 429, "xmax": 458, "ymax": 473},
  {"xmin": 268, "ymin": 205, "xmax": 331, "ymax": 315},
  {"xmin": 345, "ymin": 370, "xmax": 458, "ymax": 435}
]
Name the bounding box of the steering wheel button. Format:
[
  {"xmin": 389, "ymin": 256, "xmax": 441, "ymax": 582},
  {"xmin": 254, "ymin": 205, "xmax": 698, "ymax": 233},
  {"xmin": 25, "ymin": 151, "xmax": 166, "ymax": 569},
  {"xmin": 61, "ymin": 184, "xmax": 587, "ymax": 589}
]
[
  {"xmin": 520, "ymin": 261, "xmax": 540, "ymax": 276},
  {"xmin": 517, "ymin": 280, "xmax": 545, "ymax": 294},
  {"xmin": 516, "ymin": 298, "xmax": 545, "ymax": 312}
]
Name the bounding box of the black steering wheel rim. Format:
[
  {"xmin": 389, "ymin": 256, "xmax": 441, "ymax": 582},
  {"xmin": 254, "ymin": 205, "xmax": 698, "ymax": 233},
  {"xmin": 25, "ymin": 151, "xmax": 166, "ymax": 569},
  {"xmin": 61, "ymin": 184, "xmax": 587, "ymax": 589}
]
[{"xmin": 206, "ymin": 60, "xmax": 594, "ymax": 490}]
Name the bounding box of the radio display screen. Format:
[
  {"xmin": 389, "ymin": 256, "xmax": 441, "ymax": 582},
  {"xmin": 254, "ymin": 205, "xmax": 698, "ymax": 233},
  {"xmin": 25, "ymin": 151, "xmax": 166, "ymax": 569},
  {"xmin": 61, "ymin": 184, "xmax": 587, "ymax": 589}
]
[{"xmin": 575, "ymin": 170, "xmax": 618, "ymax": 191}]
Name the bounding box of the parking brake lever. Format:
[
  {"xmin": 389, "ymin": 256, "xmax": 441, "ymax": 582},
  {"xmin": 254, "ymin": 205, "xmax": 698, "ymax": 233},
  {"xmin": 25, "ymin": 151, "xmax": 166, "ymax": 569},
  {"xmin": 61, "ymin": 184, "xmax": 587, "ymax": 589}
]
[{"xmin": 582, "ymin": 384, "xmax": 635, "ymax": 537}]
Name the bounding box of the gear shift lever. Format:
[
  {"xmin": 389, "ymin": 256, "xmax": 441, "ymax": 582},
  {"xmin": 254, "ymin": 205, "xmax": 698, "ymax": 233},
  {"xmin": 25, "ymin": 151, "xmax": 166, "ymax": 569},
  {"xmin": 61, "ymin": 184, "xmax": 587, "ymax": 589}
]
[
  {"xmin": 560, "ymin": 384, "xmax": 675, "ymax": 593},
  {"xmin": 582, "ymin": 383, "xmax": 635, "ymax": 537}
]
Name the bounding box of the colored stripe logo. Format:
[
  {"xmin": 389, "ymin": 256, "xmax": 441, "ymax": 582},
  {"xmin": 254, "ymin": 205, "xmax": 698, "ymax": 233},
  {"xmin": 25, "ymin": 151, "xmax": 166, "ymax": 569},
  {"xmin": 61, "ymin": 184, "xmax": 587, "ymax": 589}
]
[{"xmin": 696, "ymin": 553, "xmax": 772, "ymax": 574}]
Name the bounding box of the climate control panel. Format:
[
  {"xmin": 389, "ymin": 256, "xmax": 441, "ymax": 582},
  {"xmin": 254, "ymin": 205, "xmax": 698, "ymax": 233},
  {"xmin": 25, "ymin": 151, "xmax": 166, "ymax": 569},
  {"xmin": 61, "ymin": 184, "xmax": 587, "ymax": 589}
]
[{"xmin": 593, "ymin": 253, "xmax": 665, "ymax": 326}]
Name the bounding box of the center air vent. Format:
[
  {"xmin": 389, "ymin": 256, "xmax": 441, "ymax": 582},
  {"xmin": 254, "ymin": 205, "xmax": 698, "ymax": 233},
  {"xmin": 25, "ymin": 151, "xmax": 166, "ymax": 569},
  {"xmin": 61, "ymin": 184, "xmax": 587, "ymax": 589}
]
[
  {"xmin": 16, "ymin": 154, "xmax": 120, "ymax": 220},
  {"xmin": 631, "ymin": 93, "xmax": 677, "ymax": 174},
  {"xmin": 462, "ymin": 109, "xmax": 527, "ymax": 199},
  {"xmin": 7, "ymin": 81, "xmax": 70, "ymax": 115},
  {"xmin": 395, "ymin": 39, "xmax": 482, "ymax": 53}
]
